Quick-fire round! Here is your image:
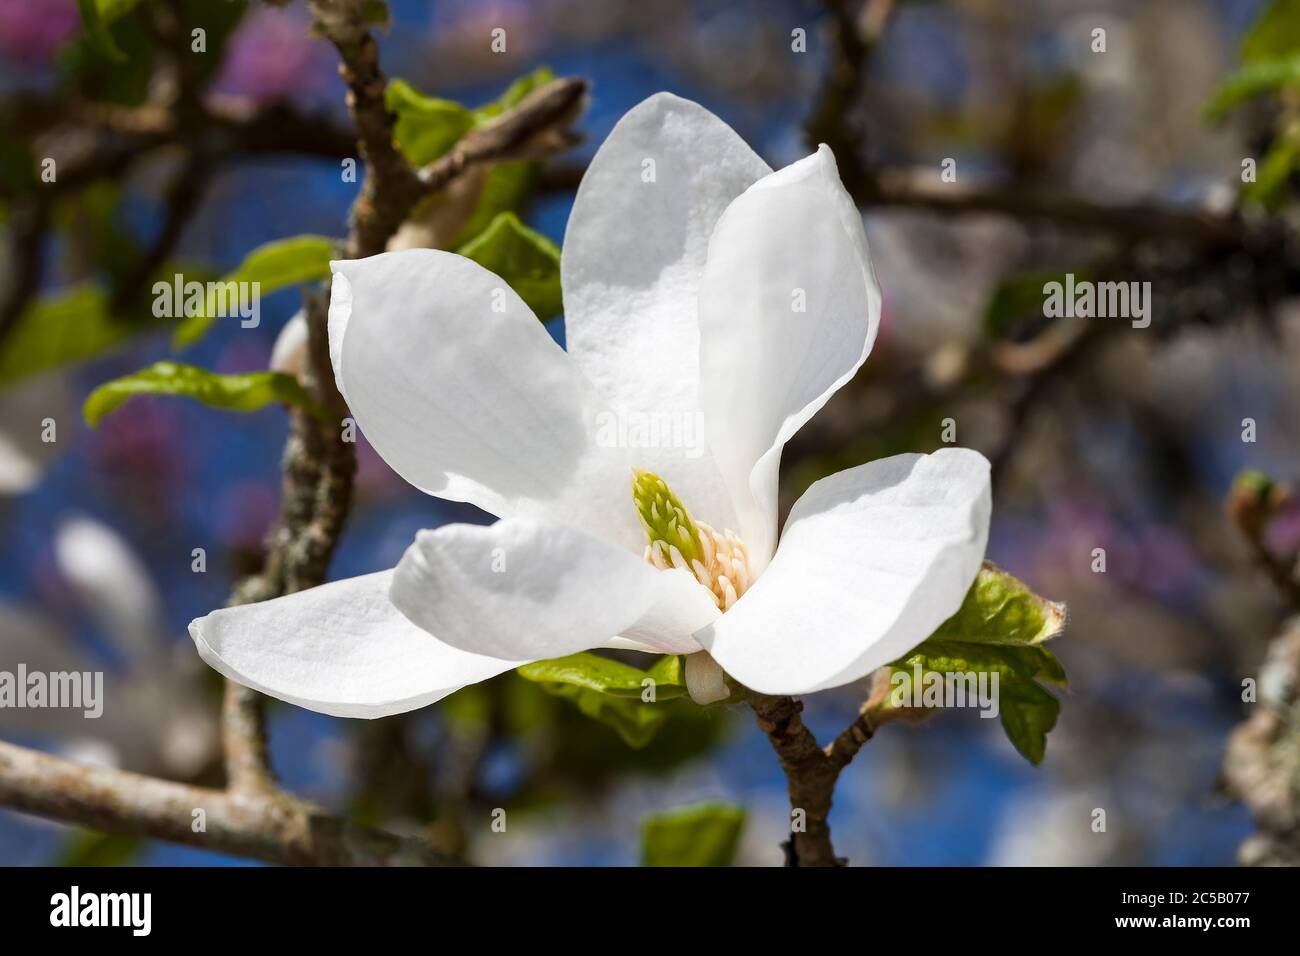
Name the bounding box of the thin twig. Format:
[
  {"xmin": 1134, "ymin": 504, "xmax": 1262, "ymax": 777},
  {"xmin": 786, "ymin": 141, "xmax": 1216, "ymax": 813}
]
[
  {"xmin": 417, "ymin": 78, "xmax": 586, "ymax": 194},
  {"xmin": 825, "ymin": 704, "xmax": 876, "ymax": 772},
  {"xmin": 868, "ymin": 167, "xmax": 1250, "ymax": 250},
  {"xmin": 110, "ymin": 153, "xmax": 213, "ymax": 313}
]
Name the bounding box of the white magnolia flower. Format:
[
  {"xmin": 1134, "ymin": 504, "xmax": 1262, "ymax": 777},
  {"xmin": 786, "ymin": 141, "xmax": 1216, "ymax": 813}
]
[
  {"xmin": 3, "ymin": 517, "xmax": 217, "ymax": 777},
  {"xmin": 190, "ymin": 93, "xmax": 991, "ymax": 718},
  {"xmin": 269, "ymin": 309, "xmax": 309, "ymax": 378}
]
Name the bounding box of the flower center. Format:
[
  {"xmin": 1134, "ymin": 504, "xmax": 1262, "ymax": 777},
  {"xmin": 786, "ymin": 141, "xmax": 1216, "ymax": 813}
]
[{"xmin": 631, "ymin": 468, "xmax": 752, "ymax": 611}]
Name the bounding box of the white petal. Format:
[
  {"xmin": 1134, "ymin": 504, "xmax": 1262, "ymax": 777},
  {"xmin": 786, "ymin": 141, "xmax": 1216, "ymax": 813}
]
[
  {"xmin": 328, "ymin": 248, "xmax": 636, "ymax": 547},
  {"xmin": 562, "ymin": 92, "xmax": 771, "ymax": 420},
  {"xmin": 269, "ymin": 309, "xmax": 308, "ymax": 376},
  {"xmin": 55, "ymin": 517, "xmax": 165, "ymax": 662},
  {"xmin": 189, "ymin": 571, "xmax": 524, "ymax": 719},
  {"xmin": 390, "ymin": 517, "xmax": 719, "ymax": 662},
  {"xmin": 698, "ymin": 145, "xmax": 882, "ymax": 571},
  {"xmin": 695, "ymin": 449, "xmax": 991, "ymax": 695}
]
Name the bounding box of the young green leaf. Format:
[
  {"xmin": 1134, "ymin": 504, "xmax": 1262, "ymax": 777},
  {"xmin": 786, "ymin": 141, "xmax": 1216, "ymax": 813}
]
[
  {"xmin": 983, "ymin": 269, "xmax": 1091, "ymax": 340},
  {"xmin": 516, "ymin": 652, "xmax": 684, "ymax": 748},
  {"xmin": 1205, "ymin": 57, "xmax": 1300, "ymax": 120},
  {"xmin": 385, "ymin": 80, "xmax": 474, "ymax": 167},
  {"xmin": 1242, "ymin": 130, "xmax": 1300, "ymax": 211},
  {"xmin": 641, "ymin": 803, "xmax": 746, "ymax": 867},
  {"xmin": 83, "ymin": 361, "xmax": 322, "ymax": 427},
  {"xmin": 517, "ymin": 652, "xmax": 686, "ymax": 699},
  {"xmin": 471, "ymin": 66, "xmax": 558, "ymax": 123},
  {"xmin": 447, "ymin": 67, "xmax": 557, "ymax": 246},
  {"xmin": 172, "ymin": 235, "xmax": 335, "ymax": 347},
  {"xmin": 447, "ymin": 160, "xmax": 539, "ymax": 249},
  {"xmin": 880, "ymin": 562, "xmax": 1067, "ymax": 765},
  {"xmin": 385, "ymin": 67, "xmax": 558, "ymax": 248},
  {"xmin": 926, "ymin": 560, "xmax": 1067, "ymax": 648},
  {"xmin": 61, "ymin": 2, "xmax": 155, "ymax": 106},
  {"xmin": 385, "ymin": 67, "xmax": 556, "ymax": 169},
  {"xmin": 76, "ymin": 0, "xmax": 133, "ymax": 62},
  {"xmin": 457, "ymin": 211, "xmax": 563, "ymax": 320},
  {"xmin": 0, "ymin": 287, "xmax": 161, "ymax": 387},
  {"xmin": 1241, "ymin": 0, "xmax": 1300, "ymax": 64},
  {"xmin": 55, "ymin": 830, "xmax": 143, "ymax": 867}
]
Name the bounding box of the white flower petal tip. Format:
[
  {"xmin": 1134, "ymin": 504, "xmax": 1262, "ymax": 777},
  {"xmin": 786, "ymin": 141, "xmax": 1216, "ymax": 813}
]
[
  {"xmin": 189, "ymin": 571, "xmax": 524, "ymax": 720},
  {"xmin": 695, "ymin": 448, "xmax": 992, "ymax": 697},
  {"xmin": 698, "ymin": 140, "xmax": 883, "ymax": 571},
  {"xmin": 561, "ymin": 91, "xmax": 772, "ymax": 418},
  {"xmin": 389, "ymin": 518, "xmax": 718, "ymax": 663}
]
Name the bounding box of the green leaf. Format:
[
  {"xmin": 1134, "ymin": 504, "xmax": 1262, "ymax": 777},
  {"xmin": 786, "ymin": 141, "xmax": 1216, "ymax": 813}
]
[
  {"xmin": 386, "ymin": 80, "xmax": 474, "ymax": 167},
  {"xmin": 0, "ymin": 286, "xmax": 156, "ymax": 387},
  {"xmin": 447, "ymin": 160, "xmax": 538, "ymax": 249},
  {"xmin": 517, "ymin": 652, "xmax": 684, "ymax": 748},
  {"xmin": 1241, "ymin": 0, "xmax": 1300, "ymax": 64},
  {"xmin": 471, "ymin": 66, "xmax": 558, "ymax": 123},
  {"xmin": 994, "ymin": 680, "xmax": 1060, "ymax": 766},
  {"xmin": 56, "ymin": 830, "xmax": 142, "ymax": 867},
  {"xmin": 457, "ymin": 212, "xmax": 563, "ymax": 320},
  {"xmin": 1205, "ymin": 57, "xmax": 1300, "ymax": 120},
  {"xmin": 882, "ymin": 562, "xmax": 1067, "ymax": 765},
  {"xmin": 97, "ymin": 0, "xmax": 143, "ymax": 21},
  {"xmin": 61, "ymin": 1, "xmax": 155, "ymax": 106},
  {"xmin": 983, "ymin": 269, "xmax": 1090, "ymax": 340},
  {"xmin": 641, "ymin": 803, "xmax": 746, "ymax": 867},
  {"xmin": 926, "ymin": 561, "xmax": 1068, "ymax": 649},
  {"xmin": 54, "ymin": 183, "xmax": 141, "ymax": 283},
  {"xmin": 385, "ymin": 68, "xmax": 558, "ymax": 250},
  {"xmin": 386, "ymin": 67, "xmax": 555, "ymax": 169},
  {"xmin": 1243, "ymin": 130, "xmax": 1300, "ymax": 211},
  {"xmin": 518, "ymin": 652, "xmax": 686, "ymax": 699},
  {"xmin": 83, "ymin": 361, "xmax": 322, "ymax": 426},
  {"xmin": 77, "ymin": 0, "xmax": 131, "ymax": 62},
  {"xmin": 173, "ymin": 235, "xmax": 335, "ymax": 347}
]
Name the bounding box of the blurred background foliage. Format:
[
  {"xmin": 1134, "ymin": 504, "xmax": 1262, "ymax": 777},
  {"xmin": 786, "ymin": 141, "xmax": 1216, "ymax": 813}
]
[{"xmin": 2, "ymin": 0, "xmax": 1299, "ymax": 865}]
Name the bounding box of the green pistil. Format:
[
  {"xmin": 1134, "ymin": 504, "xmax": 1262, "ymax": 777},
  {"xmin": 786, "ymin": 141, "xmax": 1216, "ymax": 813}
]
[{"xmin": 631, "ymin": 468, "xmax": 704, "ymax": 566}]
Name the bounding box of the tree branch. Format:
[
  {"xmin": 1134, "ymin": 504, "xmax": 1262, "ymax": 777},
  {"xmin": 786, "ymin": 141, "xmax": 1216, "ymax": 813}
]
[
  {"xmin": 0, "ymin": 740, "xmax": 451, "ymax": 866},
  {"xmin": 867, "ymin": 167, "xmax": 1250, "ymax": 249},
  {"xmin": 748, "ymin": 694, "xmax": 847, "ymax": 866},
  {"xmin": 308, "ymin": 0, "xmax": 422, "ymax": 258}
]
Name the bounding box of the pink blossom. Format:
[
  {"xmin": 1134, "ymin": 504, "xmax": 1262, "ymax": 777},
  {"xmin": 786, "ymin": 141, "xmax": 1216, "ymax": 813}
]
[
  {"xmin": 0, "ymin": 0, "xmax": 79, "ymax": 65},
  {"xmin": 213, "ymin": 6, "xmax": 334, "ymax": 106}
]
